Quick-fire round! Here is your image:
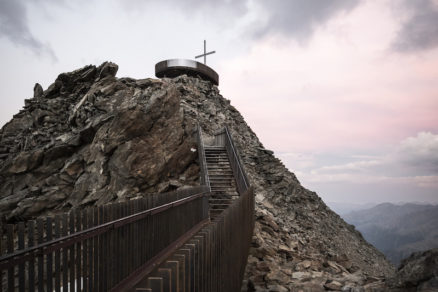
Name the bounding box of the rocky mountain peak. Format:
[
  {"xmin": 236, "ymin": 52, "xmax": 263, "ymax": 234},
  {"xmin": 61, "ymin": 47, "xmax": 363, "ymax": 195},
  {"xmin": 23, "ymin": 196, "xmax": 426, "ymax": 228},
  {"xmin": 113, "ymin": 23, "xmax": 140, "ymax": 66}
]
[{"xmin": 3, "ymin": 62, "xmax": 435, "ymax": 291}]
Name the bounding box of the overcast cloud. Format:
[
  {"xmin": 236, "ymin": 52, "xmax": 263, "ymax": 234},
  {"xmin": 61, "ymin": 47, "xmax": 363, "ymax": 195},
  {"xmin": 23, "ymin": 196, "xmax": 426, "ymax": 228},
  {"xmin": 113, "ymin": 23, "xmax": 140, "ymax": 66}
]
[
  {"xmin": 0, "ymin": 0, "xmax": 57, "ymax": 60},
  {"xmin": 252, "ymin": 0, "xmax": 360, "ymax": 41},
  {"xmin": 392, "ymin": 0, "xmax": 438, "ymax": 52},
  {"xmin": 120, "ymin": 0, "xmax": 360, "ymax": 43},
  {"xmin": 289, "ymin": 132, "xmax": 438, "ymax": 189},
  {"xmin": 3, "ymin": 0, "xmax": 438, "ymax": 60},
  {"xmin": 395, "ymin": 132, "xmax": 438, "ymax": 173}
]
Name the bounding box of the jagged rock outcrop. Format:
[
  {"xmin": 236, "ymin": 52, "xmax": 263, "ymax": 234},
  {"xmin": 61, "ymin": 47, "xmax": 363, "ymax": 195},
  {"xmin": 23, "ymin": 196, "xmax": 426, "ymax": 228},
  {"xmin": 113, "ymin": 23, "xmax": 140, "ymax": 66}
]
[
  {"xmin": 0, "ymin": 62, "xmax": 409, "ymax": 290},
  {"xmin": 388, "ymin": 248, "xmax": 438, "ymax": 292},
  {"xmin": 0, "ymin": 62, "xmax": 199, "ymax": 221}
]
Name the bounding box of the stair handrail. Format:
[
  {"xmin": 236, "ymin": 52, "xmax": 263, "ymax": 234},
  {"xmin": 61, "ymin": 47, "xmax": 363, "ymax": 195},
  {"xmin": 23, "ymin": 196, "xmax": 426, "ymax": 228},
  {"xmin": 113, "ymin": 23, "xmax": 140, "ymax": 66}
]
[
  {"xmin": 223, "ymin": 126, "xmax": 250, "ymax": 194},
  {"xmin": 196, "ymin": 123, "xmax": 211, "ymax": 190},
  {"xmin": 0, "ymin": 187, "xmax": 209, "ymax": 270}
]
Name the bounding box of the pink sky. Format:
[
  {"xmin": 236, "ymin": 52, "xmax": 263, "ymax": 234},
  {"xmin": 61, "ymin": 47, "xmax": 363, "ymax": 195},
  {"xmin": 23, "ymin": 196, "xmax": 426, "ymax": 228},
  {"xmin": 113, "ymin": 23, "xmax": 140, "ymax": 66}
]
[
  {"xmin": 217, "ymin": 0, "xmax": 438, "ymax": 203},
  {"xmin": 219, "ymin": 3, "xmax": 438, "ymax": 152},
  {"xmin": 0, "ymin": 0, "xmax": 437, "ymax": 204}
]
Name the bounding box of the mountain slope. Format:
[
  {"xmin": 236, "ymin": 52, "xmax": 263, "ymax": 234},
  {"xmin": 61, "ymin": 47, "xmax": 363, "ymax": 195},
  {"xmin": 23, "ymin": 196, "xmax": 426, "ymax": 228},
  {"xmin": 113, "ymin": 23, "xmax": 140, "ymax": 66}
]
[
  {"xmin": 0, "ymin": 62, "xmax": 395, "ymax": 291},
  {"xmin": 343, "ymin": 203, "xmax": 438, "ymax": 266}
]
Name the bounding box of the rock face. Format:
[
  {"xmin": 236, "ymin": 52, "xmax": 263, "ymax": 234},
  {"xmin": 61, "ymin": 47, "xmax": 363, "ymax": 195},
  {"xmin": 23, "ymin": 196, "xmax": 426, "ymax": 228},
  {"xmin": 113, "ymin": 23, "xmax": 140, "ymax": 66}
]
[
  {"xmin": 0, "ymin": 62, "xmax": 405, "ymax": 290},
  {"xmin": 0, "ymin": 62, "xmax": 199, "ymax": 221},
  {"xmin": 388, "ymin": 248, "xmax": 438, "ymax": 292}
]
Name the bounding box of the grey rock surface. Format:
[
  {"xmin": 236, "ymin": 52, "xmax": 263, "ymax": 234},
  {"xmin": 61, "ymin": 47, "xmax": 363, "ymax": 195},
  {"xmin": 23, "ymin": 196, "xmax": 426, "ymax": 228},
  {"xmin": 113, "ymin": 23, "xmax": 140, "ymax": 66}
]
[
  {"xmin": 2, "ymin": 62, "xmax": 426, "ymax": 291},
  {"xmin": 1, "ymin": 62, "xmax": 199, "ymax": 221},
  {"xmin": 388, "ymin": 248, "xmax": 438, "ymax": 292}
]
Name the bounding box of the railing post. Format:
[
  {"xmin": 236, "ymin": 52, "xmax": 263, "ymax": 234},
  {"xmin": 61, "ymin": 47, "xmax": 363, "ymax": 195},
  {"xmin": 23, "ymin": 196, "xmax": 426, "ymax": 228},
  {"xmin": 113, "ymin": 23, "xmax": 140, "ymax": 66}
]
[
  {"xmin": 197, "ymin": 123, "xmax": 211, "ymax": 222},
  {"xmin": 196, "ymin": 123, "xmax": 210, "ymax": 190},
  {"xmin": 202, "ymin": 193, "xmax": 209, "ymax": 220}
]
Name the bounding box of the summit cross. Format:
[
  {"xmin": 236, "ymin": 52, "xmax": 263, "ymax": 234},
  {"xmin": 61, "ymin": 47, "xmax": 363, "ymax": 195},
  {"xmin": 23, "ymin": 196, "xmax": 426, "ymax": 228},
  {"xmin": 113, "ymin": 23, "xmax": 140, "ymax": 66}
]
[{"xmin": 195, "ymin": 40, "xmax": 216, "ymax": 65}]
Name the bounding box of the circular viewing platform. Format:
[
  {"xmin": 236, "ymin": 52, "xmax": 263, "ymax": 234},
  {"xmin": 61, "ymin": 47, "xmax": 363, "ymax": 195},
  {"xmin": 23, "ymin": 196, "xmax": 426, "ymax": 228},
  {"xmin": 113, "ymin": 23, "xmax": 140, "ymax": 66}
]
[{"xmin": 155, "ymin": 59, "xmax": 219, "ymax": 86}]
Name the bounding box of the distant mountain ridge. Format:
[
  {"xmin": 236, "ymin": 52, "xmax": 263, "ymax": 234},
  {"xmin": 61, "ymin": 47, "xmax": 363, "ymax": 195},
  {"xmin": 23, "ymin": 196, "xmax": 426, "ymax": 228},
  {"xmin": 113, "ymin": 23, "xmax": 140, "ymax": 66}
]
[
  {"xmin": 343, "ymin": 202, "xmax": 438, "ymax": 266},
  {"xmin": 326, "ymin": 201, "xmax": 377, "ymax": 215}
]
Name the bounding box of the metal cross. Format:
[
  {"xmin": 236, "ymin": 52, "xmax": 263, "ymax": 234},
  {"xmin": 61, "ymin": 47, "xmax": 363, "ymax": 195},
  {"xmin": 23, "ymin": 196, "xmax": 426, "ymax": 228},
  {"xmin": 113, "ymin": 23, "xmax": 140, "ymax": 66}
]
[{"xmin": 195, "ymin": 40, "xmax": 216, "ymax": 65}]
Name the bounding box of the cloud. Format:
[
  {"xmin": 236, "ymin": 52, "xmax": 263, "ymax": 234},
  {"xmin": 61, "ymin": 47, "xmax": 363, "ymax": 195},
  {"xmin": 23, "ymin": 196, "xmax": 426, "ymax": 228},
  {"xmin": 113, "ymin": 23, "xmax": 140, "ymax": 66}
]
[
  {"xmin": 119, "ymin": 0, "xmax": 248, "ymax": 20},
  {"xmin": 291, "ymin": 132, "xmax": 438, "ymax": 189},
  {"xmin": 391, "ymin": 0, "xmax": 438, "ymax": 52},
  {"xmin": 119, "ymin": 0, "xmax": 360, "ymax": 43},
  {"xmin": 0, "ymin": 0, "xmax": 57, "ymax": 60},
  {"xmin": 414, "ymin": 175, "xmax": 438, "ymax": 188},
  {"xmin": 252, "ymin": 0, "xmax": 360, "ymax": 41},
  {"xmin": 395, "ymin": 132, "xmax": 438, "ymax": 173},
  {"xmin": 314, "ymin": 160, "xmax": 382, "ymax": 174}
]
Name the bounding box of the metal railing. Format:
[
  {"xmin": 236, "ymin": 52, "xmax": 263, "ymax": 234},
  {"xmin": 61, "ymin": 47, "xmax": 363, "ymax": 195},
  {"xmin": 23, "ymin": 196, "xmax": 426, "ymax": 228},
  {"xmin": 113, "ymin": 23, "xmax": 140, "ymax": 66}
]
[
  {"xmin": 0, "ymin": 186, "xmax": 209, "ymax": 292},
  {"xmin": 196, "ymin": 124, "xmax": 210, "ymax": 190},
  {"xmin": 218, "ymin": 126, "xmax": 250, "ymax": 194},
  {"xmin": 132, "ymin": 126, "xmax": 255, "ymax": 292},
  {"xmin": 0, "ymin": 125, "xmax": 254, "ymax": 292},
  {"xmin": 130, "ymin": 189, "xmax": 255, "ymax": 292}
]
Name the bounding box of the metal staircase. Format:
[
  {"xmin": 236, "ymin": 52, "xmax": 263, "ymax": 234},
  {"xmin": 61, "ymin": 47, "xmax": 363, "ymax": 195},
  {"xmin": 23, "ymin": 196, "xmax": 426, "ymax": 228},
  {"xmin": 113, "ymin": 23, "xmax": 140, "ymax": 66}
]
[{"xmin": 204, "ymin": 146, "xmax": 239, "ymax": 219}]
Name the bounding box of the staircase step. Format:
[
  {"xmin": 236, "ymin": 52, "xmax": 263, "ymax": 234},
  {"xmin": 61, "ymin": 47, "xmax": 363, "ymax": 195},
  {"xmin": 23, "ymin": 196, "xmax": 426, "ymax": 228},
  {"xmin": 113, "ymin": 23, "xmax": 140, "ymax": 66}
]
[
  {"xmin": 207, "ymin": 164, "xmax": 231, "ymax": 166},
  {"xmin": 210, "ymin": 183, "xmax": 235, "ymax": 186},
  {"xmin": 206, "ymin": 157, "xmax": 227, "ymax": 159},
  {"xmin": 209, "ymin": 202, "xmax": 233, "ymax": 205},
  {"xmin": 211, "ymin": 192, "xmax": 239, "ymax": 196},
  {"xmin": 208, "ymin": 173, "xmax": 233, "ymax": 175},
  {"xmin": 209, "ymin": 198, "xmax": 235, "ymax": 201},
  {"xmin": 210, "ymin": 203, "xmax": 231, "ymax": 207},
  {"xmin": 210, "ymin": 181, "xmax": 234, "ymax": 185},
  {"xmin": 206, "ymin": 164, "xmax": 231, "ymax": 167},
  {"xmin": 209, "ymin": 209, "xmax": 226, "ymax": 213},
  {"xmin": 207, "ymin": 165, "xmax": 230, "ymax": 167},
  {"xmin": 203, "ymin": 144, "xmax": 242, "ymax": 219}
]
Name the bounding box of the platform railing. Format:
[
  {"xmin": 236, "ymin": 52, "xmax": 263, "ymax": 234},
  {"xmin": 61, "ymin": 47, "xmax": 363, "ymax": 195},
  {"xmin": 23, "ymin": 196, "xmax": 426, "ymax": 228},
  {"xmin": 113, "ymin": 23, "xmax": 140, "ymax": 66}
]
[
  {"xmin": 215, "ymin": 126, "xmax": 250, "ymax": 194},
  {"xmin": 0, "ymin": 186, "xmax": 209, "ymax": 292}
]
